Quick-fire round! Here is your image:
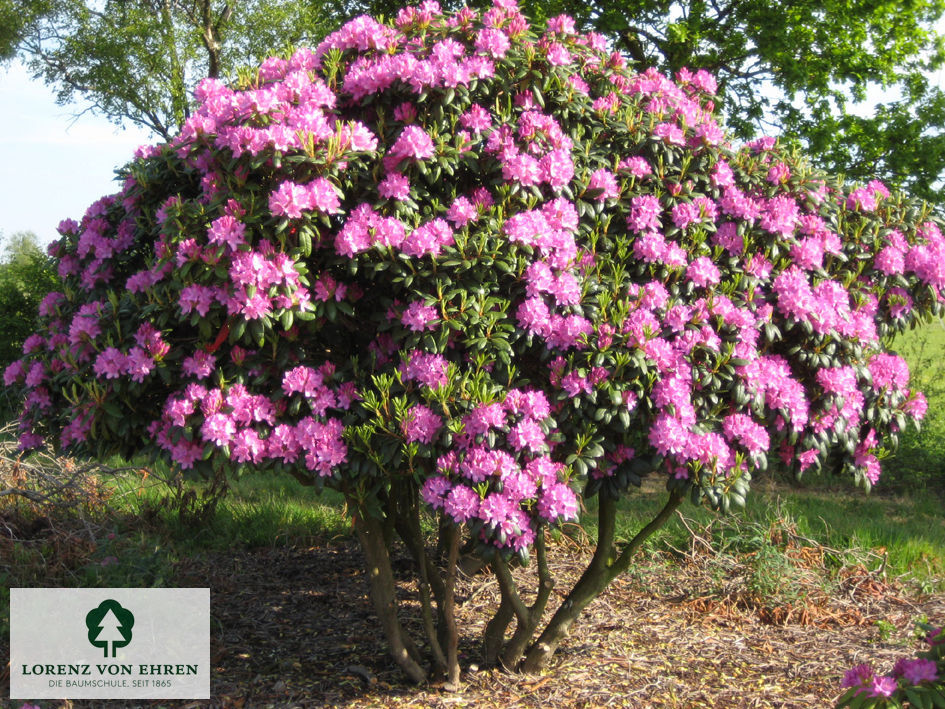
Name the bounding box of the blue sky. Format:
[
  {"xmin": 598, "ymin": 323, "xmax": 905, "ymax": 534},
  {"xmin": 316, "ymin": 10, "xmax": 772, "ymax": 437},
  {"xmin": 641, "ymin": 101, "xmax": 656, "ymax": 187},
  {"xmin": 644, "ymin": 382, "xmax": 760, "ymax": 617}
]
[{"xmin": 0, "ymin": 62, "xmax": 153, "ymax": 248}]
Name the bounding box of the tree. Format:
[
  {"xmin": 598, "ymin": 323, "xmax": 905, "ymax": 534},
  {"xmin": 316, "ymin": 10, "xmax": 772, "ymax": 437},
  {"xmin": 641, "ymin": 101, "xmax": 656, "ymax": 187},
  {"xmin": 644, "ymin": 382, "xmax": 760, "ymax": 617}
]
[
  {"xmin": 5, "ymin": 1, "xmax": 945, "ymax": 203},
  {"xmin": 85, "ymin": 599, "xmax": 134, "ymax": 658},
  {"xmin": 0, "ymin": 231, "xmax": 59, "ymax": 416},
  {"xmin": 2, "ymin": 0, "xmax": 348, "ymax": 140},
  {"xmin": 511, "ymin": 0, "xmax": 945, "ymax": 205},
  {"xmin": 5, "ymin": 3, "xmax": 942, "ymax": 684}
]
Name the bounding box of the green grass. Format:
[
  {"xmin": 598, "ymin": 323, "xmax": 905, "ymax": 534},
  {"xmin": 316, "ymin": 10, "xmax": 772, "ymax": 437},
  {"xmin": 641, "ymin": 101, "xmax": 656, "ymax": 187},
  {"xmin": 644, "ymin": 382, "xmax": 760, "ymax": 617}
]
[
  {"xmin": 576, "ymin": 480, "xmax": 945, "ymax": 592},
  {"xmin": 1, "ymin": 456, "xmax": 942, "ymax": 654},
  {"xmin": 885, "ymin": 318, "xmax": 945, "ymax": 493},
  {"xmin": 104, "ymin": 471, "xmax": 351, "ymax": 552}
]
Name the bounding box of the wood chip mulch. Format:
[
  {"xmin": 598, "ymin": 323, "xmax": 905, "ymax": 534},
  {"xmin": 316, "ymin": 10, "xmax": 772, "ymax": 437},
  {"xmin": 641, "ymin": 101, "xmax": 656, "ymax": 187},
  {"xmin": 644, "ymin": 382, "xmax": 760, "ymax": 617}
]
[{"xmin": 31, "ymin": 532, "xmax": 944, "ymax": 709}]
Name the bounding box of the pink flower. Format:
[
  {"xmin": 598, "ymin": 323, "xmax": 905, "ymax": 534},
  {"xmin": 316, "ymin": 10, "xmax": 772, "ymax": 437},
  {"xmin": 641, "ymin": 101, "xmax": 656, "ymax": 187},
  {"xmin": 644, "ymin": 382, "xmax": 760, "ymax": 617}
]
[
  {"xmin": 401, "ymin": 301, "xmax": 439, "ymax": 331},
  {"xmin": 649, "ymin": 414, "xmax": 690, "ymax": 457},
  {"xmin": 179, "ymin": 285, "xmax": 218, "ymax": 318},
  {"xmin": 379, "ymin": 172, "xmax": 410, "ymax": 200},
  {"xmin": 561, "ymin": 371, "xmax": 591, "ymax": 397},
  {"xmin": 797, "ymin": 448, "xmax": 820, "ymax": 473},
  {"xmin": 232, "ymin": 428, "xmax": 266, "ymax": 463},
  {"xmin": 711, "ymin": 160, "xmax": 735, "ymax": 188},
  {"xmin": 390, "ymin": 125, "xmax": 435, "ymax": 161},
  {"xmin": 627, "ymin": 195, "xmax": 661, "ymax": 233},
  {"xmin": 268, "ymin": 424, "xmax": 301, "ymax": 463},
  {"xmin": 269, "ymin": 180, "xmax": 309, "ymax": 219},
  {"xmin": 685, "ymin": 256, "xmax": 720, "ymax": 287},
  {"xmin": 903, "ymin": 391, "xmax": 928, "ymax": 421},
  {"xmin": 94, "ymin": 348, "xmax": 127, "ymax": 379},
  {"xmin": 297, "ymin": 417, "xmax": 347, "ymax": 476},
  {"xmin": 539, "ymin": 148, "xmax": 574, "ymax": 189},
  {"xmin": 766, "ymin": 162, "xmax": 791, "ymax": 184},
  {"xmin": 537, "ymin": 482, "xmax": 578, "ymax": 521},
  {"xmin": 3, "ymin": 359, "xmax": 25, "ymax": 386},
  {"xmin": 202, "ymin": 413, "xmax": 236, "ymax": 447},
  {"xmin": 421, "ymin": 476, "xmax": 452, "ymax": 509},
  {"xmin": 547, "ymin": 14, "xmax": 576, "ymax": 34},
  {"xmin": 402, "ymin": 405, "xmax": 442, "ymax": 444},
  {"xmin": 586, "ymin": 169, "xmax": 619, "ymax": 201},
  {"xmin": 475, "ymin": 28, "xmax": 510, "ymax": 58},
  {"xmin": 867, "ymin": 676, "xmax": 898, "ymax": 699},
  {"xmin": 502, "ymin": 152, "xmax": 542, "ymax": 186},
  {"xmin": 545, "ymin": 42, "xmax": 572, "ymax": 66},
  {"xmin": 125, "ymin": 347, "xmax": 154, "ymax": 383},
  {"xmin": 460, "ymin": 104, "xmax": 491, "ymax": 131},
  {"xmin": 400, "ymin": 352, "xmax": 449, "ymax": 389},
  {"xmin": 446, "ymin": 196, "xmax": 478, "ymax": 227},
  {"xmin": 402, "ymin": 218, "xmax": 453, "ymax": 257},
  {"xmin": 171, "ymin": 440, "xmax": 202, "ymax": 469},
  {"xmin": 479, "ymin": 492, "xmax": 516, "ymax": 526},
  {"xmin": 760, "ymin": 195, "xmax": 798, "ymax": 237},
  {"xmin": 875, "ymin": 245, "xmax": 906, "ymax": 275},
  {"xmin": 653, "ymin": 122, "xmax": 684, "ymax": 144},
  {"xmin": 618, "ymin": 156, "xmax": 651, "ymax": 178},
  {"xmin": 463, "ymin": 403, "xmax": 506, "ymax": 437},
  {"xmin": 182, "ymin": 351, "xmax": 216, "ymax": 379},
  {"xmin": 443, "ymin": 484, "xmax": 480, "ymax": 523},
  {"xmin": 868, "ymin": 353, "xmax": 910, "ymax": 391},
  {"xmin": 306, "ymin": 177, "xmax": 342, "ymax": 213},
  {"xmin": 207, "ymin": 215, "xmax": 247, "ymax": 250},
  {"xmin": 508, "ymin": 419, "xmax": 546, "ymax": 452},
  {"xmin": 894, "ymin": 658, "xmax": 938, "ymax": 685},
  {"xmin": 671, "ymin": 201, "xmax": 700, "ymax": 230}
]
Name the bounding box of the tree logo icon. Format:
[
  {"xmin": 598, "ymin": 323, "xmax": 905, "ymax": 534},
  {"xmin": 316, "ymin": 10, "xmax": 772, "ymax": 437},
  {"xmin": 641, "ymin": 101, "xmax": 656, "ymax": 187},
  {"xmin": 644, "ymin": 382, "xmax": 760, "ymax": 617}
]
[{"xmin": 86, "ymin": 599, "xmax": 134, "ymax": 657}]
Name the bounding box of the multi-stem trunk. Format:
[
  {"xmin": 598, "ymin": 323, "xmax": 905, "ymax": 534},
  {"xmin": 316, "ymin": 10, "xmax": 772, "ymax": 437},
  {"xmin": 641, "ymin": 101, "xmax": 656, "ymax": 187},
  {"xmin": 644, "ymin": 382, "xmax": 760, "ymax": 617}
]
[
  {"xmin": 489, "ymin": 533, "xmax": 555, "ymax": 669},
  {"xmin": 520, "ymin": 488, "xmax": 685, "ymax": 673},
  {"xmin": 440, "ymin": 524, "xmax": 462, "ymax": 688},
  {"xmin": 352, "ymin": 508, "xmax": 428, "ymax": 684}
]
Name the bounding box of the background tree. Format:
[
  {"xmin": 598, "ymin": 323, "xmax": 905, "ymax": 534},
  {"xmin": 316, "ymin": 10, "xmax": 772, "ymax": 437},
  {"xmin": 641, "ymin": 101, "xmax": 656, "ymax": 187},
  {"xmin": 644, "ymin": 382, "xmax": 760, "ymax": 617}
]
[
  {"xmin": 0, "ymin": 231, "xmax": 60, "ymax": 416},
  {"xmin": 512, "ymin": 0, "xmax": 945, "ymax": 205},
  {"xmin": 4, "ymin": 0, "xmax": 945, "ymax": 200},
  {"xmin": 1, "ymin": 0, "xmax": 347, "ymax": 140}
]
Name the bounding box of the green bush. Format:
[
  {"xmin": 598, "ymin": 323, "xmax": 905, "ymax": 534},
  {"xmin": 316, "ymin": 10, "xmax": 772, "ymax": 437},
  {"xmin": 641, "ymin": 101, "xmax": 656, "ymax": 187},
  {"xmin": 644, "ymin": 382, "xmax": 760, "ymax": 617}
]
[{"xmin": 0, "ymin": 232, "xmax": 59, "ymax": 415}]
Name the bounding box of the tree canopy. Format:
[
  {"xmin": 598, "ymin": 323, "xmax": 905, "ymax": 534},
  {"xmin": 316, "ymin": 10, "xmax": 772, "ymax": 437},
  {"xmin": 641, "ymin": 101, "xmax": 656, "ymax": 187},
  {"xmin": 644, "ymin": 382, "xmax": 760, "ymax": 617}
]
[
  {"xmin": 2, "ymin": 0, "xmax": 344, "ymax": 139},
  {"xmin": 511, "ymin": 0, "xmax": 945, "ymax": 204},
  {"xmin": 4, "ymin": 0, "xmax": 945, "ymax": 202}
]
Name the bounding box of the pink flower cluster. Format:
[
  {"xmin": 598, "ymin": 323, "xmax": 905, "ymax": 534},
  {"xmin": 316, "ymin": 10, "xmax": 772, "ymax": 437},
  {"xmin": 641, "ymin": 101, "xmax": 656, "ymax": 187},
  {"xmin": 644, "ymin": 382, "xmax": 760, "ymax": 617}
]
[
  {"xmin": 420, "ymin": 389, "xmax": 577, "ymax": 551},
  {"xmin": 150, "ymin": 364, "xmax": 353, "ymax": 473},
  {"xmin": 840, "ymin": 625, "xmax": 944, "ymax": 706}
]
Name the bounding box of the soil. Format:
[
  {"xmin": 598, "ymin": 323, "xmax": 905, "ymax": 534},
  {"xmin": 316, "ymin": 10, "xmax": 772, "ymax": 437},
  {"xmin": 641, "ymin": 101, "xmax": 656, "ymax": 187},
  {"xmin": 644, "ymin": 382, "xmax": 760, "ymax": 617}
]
[{"xmin": 22, "ymin": 532, "xmax": 943, "ymax": 709}]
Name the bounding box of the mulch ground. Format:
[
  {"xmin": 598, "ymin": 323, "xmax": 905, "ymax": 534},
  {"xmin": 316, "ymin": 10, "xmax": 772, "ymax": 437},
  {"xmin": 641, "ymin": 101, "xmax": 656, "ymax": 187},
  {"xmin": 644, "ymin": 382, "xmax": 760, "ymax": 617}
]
[{"xmin": 23, "ymin": 530, "xmax": 943, "ymax": 709}]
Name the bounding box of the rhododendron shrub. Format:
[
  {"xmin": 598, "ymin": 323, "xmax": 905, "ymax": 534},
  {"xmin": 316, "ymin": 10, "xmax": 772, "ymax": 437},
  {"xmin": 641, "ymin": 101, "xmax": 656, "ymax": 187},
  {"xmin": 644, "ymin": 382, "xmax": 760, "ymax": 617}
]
[
  {"xmin": 837, "ymin": 624, "xmax": 945, "ymax": 708},
  {"xmin": 5, "ymin": 0, "xmax": 943, "ymax": 683}
]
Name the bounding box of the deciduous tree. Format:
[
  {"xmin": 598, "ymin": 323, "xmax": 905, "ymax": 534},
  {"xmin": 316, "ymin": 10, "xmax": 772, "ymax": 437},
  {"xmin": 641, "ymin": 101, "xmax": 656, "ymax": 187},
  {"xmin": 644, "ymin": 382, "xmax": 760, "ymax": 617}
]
[
  {"xmin": 514, "ymin": 0, "xmax": 945, "ymax": 204},
  {"xmin": 0, "ymin": 231, "xmax": 59, "ymax": 415},
  {"xmin": 2, "ymin": 0, "xmax": 344, "ymax": 139}
]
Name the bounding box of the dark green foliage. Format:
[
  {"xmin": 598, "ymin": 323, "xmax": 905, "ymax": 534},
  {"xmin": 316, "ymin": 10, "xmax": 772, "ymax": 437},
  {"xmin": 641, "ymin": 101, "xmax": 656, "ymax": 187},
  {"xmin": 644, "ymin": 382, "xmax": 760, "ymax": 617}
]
[
  {"xmin": 511, "ymin": 0, "xmax": 945, "ymax": 204},
  {"xmin": 0, "ymin": 232, "xmax": 60, "ymax": 414}
]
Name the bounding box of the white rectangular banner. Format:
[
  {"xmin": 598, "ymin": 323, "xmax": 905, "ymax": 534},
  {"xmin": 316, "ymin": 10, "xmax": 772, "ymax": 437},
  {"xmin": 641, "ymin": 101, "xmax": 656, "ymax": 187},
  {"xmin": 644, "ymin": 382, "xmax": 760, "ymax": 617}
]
[{"xmin": 10, "ymin": 588, "xmax": 210, "ymax": 700}]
